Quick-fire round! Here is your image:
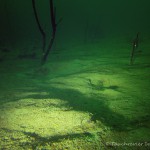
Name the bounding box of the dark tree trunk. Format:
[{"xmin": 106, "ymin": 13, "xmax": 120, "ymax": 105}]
[
  {"xmin": 32, "ymin": 0, "xmax": 62, "ymax": 65},
  {"xmin": 32, "ymin": 0, "xmax": 46, "ymax": 53},
  {"xmin": 41, "ymin": 0, "xmax": 57, "ymax": 65}
]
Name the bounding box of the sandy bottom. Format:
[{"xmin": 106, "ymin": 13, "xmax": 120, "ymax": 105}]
[{"xmin": 0, "ymin": 37, "xmax": 150, "ymax": 149}]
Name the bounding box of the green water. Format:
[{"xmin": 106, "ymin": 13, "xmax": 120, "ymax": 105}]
[{"xmin": 0, "ymin": 0, "xmax": 150, "ymax": 149}]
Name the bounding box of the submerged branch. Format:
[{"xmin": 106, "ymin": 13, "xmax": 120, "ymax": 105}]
[
  {"xmin": 41, "ymin": 0, "xmax": 62, "ymax": 65},
  {"xmin": 32, "ymin": 0, "xmax": 46, "ymax": 52},
  {"xmin": 130, "ymin": 32, "xmax": 139, "ymax": 65}
]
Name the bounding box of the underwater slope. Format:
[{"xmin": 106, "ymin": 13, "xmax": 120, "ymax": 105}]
[{"xmin": 0, "ymin": 36, "xmax": 150, "ymax": 149}]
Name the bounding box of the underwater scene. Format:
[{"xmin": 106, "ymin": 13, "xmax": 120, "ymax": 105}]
[{"xmin": 0, "ymin": 0, "xmax": 150, "ymax": 149}]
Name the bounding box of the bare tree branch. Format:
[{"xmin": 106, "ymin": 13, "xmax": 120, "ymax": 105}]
[{"xmin": 32, "ymin": 0, "xmax": 46, "ymax": 53}]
